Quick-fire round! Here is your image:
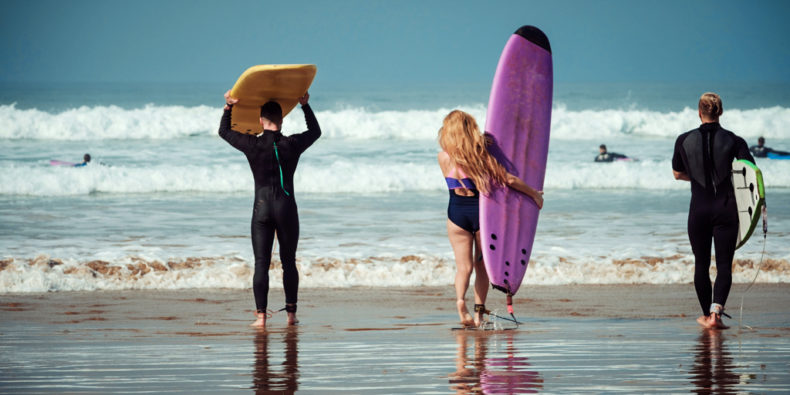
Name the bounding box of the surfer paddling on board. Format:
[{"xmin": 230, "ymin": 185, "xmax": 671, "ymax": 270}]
[
  {"xmin": 51, "ymin": 153, "xmax": 91, "ymax": 167},
  {"xmin": 750, "ymin": 136, "xmax": 790, "ymax": 158},
  {"xmin": 672, "ymin": 92, "xmax": 754, "ymax": 330},
  {"xmin": 75, "ymin": 153, "xmax": 91, "ymax": 167},
  {"xmin": 219, "ymin": 90, "xmax": 320, "ymax": 328},
  {"xmin": 594, "ymin": 144, "xmax": 630, "ymax": 162},
  {"xmin": 438, "ymin": 110, "xmax": 544, "ymax": 328}
]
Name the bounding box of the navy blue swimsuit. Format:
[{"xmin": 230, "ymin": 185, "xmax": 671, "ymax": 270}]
[
  {"xmin": 444, "ymin": 164, "xmax": 479, "ymax": 234},
  {"xmin": 447, "ymin": 189, "xmax": 479, "ymax": 234}
]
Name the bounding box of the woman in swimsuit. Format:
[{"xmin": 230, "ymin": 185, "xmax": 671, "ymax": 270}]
[{"xmin": 437, "ymin": 110, "xmax": 544, "ymax": 327}]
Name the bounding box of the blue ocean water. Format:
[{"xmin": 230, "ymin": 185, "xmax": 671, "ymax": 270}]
[{"xmin": 1, "ymin": 81, "xmax": 788, "ymax": 292}]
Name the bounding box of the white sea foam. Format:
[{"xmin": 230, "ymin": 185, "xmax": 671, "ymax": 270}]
[
  {"xmin": 0, "ymin": 104, "xmax": 217, "ymax": 140},
  {"xmin": 3, "ymin": 88, "xmax": 788, "ymax": 295},
  {"xmin": 550, "ymin": 105, "xmax": 790, "ymax": 140},
  {"xmin": 545, "ymin": 159, "xmax": 790, "ymax": 190},
  {"xmin": 0, "ymin": 161, "xmax": 446, "ymax": 196},
  {"xmin": 3, "ymin": 157, "xmax": 789, "ymax": 196},
  {"xmin": 0, "ymin": 162, "xmax": 250, "ymax": 195},
  {"xmin": 2, "ymin": 103, "xmax": 789, "ymax": 141},
  {"xmin": 1, "ymin": 253, "xmax": 787, "ymax": 293}
]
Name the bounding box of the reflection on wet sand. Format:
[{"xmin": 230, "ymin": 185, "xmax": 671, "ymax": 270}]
[
  {"xmin": 252, "ymin": 328, "xmax": 299, "ymax": 393},
  {"xmin": 449, "ymin": 331, "xmax": 487, "ymax": 393},
  {"xmin": 449, "ymin": 331, "xmax": 542, "ymax": 394},
  {"xmin": 689, "ymin": 329, "xmax": 744, "ymax": 393}
]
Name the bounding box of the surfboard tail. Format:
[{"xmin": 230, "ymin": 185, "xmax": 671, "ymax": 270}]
[{"xmin": 732, "ymin": 160, "xmax": 765, "ymax": 249}]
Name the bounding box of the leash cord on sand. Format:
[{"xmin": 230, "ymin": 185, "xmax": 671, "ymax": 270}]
[
  {"xmin": 479, "ymin": 308, "xmax": 521, "ymax": 330},
  {"xmin": 254, "ymin": 306, "xmax": 287, "ymax": 320},
  {"xmin": 489, "ymin": 312, "xmax": 521, "ymax": 325},
  {"xmin": 738, "ymin": 204, "xmax": 768, "ymax": 331}
]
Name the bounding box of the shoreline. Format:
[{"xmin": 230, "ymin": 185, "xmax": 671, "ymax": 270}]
[
  {"xmin": 2, "ymin": 283, "xmax": 788, "ymax": 319},
  {"xmin": 2, "ymin": 253, "xmax": 789, "ymax": 293},
  {"xmin": 2, "ymin": 284, "xmax": 789, "ymax": 392}
]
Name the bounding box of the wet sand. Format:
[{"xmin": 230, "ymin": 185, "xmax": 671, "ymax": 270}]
[{"xmin": 1, "ymin": 284, "xmax": 789, "ymax": 393}]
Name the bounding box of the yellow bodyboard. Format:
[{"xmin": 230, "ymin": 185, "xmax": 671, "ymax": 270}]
[{"xmin": 229, "ymin": 64, "xmax": 317, "ymax": 135}]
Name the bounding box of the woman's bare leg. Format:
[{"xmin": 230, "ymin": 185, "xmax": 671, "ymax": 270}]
[
  {"xmin": 472, "ymin": 232, "xmax": 488, "ymax": 326},
  {"xmin": 448, "ymin": 219, "xmax": 475, "ymax": 326}
]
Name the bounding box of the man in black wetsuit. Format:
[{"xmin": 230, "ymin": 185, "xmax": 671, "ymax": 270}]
[
  {"xmin": 594, "ymin": 144, "xmax": 629, "ymax": 162},
  {"xmin": 219, "ymin": 90, "xmax": 321, "ymax": 328},
  {"xmin": 750, "ymin": 136, "xmax": 790, "ymax": 158},
  {"xmin": 672, "ymin": 92, "xmax": 754, "ymax": 329}
]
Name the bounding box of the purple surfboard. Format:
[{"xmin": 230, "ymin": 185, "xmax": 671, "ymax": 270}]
[{"xmin": 480, "ymin": 26, "xmax": 552, "ymax": 297}]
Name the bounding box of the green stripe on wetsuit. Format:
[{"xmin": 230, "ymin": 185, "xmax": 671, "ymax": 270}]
[{"xmin": 273, "ymin": 142, "xmax": 290, "ymax": 196}]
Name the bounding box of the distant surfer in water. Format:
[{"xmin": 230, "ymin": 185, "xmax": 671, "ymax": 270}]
[
  {"xmin": 50, "ymin": 153, "xmax": 91, "ymax": 167},
  {"xmin": 750, "ymin": 136, "xmax": 789, "ymax": 158},
  {"xmin": 75, "ymin": 153, "xmax": 91, "ymax": 167},
  {"xmin": 219, "ymin": 90, "xmax": 320, "ymax": 328},
  {"xmin": 437, "ymin": 110, "xmax": 543, "ymax": 328},
  {"xmin": 672, "ymin": 92, "xmax": 754, "ymax": 329},
  {"xmin": 594, "ymin": 144, "xmax": 629, "ymax": 162}
]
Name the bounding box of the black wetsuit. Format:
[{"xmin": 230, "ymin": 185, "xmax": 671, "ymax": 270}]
[
  {"xmin": 594, "ymin": 152, "xmax": 628, "ymax": 162},
  {"xmin": 750, "ymin": 145, "xmax": 790, "ymax": 158},
  {"xmin": 672, "ymin": 122, "xmax": 753, "ymax": 316},
  {"xmin": 219, "ymin": 104, "xmax": 321, "ymax": 313}
]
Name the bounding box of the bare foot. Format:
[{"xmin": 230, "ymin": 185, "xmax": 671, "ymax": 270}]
[
  {"xmin": 696, "ymin": 315, "xmax": 712, "ymax": 328},
  {"xmin": 696, "ymin": 314, "xmax": 729, "ymax": 330},
  {"xmin": 707, "ymin": 313, "xmax": 729, "ymax": 330},
  {"xmin": 287, "ymin": 312, "xmax": 299, "ymax": 326},
  {"xmin": 251, "ymin": 312, "xmax": 266, "ymax": 328},
  {"xmin": 474, "ymin": 308, "xmax": 487, "ymax": 328},
  {"xmin": 457, "ymin": 299, "xmax": 474, "ymax": 327}
]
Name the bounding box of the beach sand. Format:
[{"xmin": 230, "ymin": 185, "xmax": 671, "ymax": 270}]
[{"xmin": 1, "ymin": 284, "xmax": 789, "ymax": 393}]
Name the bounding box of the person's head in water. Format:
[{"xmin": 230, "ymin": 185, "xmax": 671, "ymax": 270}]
[
  {"xmin": 698, "ymin": 92, "xmax": 723, "ymax": 123},
  {"xmin": 83, "ymin": 153, "xmax": 91, "ymax": 163},
  {"xmin": 260, "ymin": 101, "xmax": 283, "ymax": 131},
  {"xmin": 599, "ymin": 144, "xmax": 607, "ymax": 155},
  {"xmin": 757, "ymin": 136, "xmax": 765, "ymax": 147}
]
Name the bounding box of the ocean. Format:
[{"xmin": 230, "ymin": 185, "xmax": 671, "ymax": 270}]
[{"xmin": 1, "ymin": 81, "xmax": 789, "ymax": 292}]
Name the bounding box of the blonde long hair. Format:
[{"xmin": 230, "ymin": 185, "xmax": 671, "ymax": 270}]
[{"xmin": 438, "ymin": 110, "xmax": 508, "ymax": 195}]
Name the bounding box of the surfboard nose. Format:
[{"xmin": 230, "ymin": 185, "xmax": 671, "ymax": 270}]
[{"xmin": 514, "ymin": 25, "xmax": 551, "ymax": 54}]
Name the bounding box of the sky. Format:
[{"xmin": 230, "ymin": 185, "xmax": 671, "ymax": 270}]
[{"xmin": 1, "ymin": 0, "xmax": 789, "ymax": 87}]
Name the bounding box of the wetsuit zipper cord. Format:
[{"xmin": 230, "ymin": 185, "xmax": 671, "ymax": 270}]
[{"xmin": 273, "ymin": 142, "xmax": 290, "ymax": 196}]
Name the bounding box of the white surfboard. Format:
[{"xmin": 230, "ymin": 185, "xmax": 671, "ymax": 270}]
[{"xmin": 731, "ymin": 160, "xmax": 765, "ymax": 249}]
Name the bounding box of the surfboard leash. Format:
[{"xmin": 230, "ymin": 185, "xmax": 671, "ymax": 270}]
[
  {"xmin": 478, "ymin": 290, "xmax": 523, "ymax": 326},
  {"xmin": 483, "ymin": 309, "xmax": 522, "ymax": 326},
  {"xmin": 484, "ymin": 291, "xmax": 522, "ymax": 326},
  {"xmin": 738, "ymin": 202, "xmax": 768, "ymax": 331},
  {"xmin": 254, "ymin": 306, "xmax": 289, "ymax": 320},
  {"xmin": 489, "ymin": 313, "xmax": 522, "ymax": 326},
  {"xmin": 505, "ymin": 292, "xmax": 521, "ymax": 326}
]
